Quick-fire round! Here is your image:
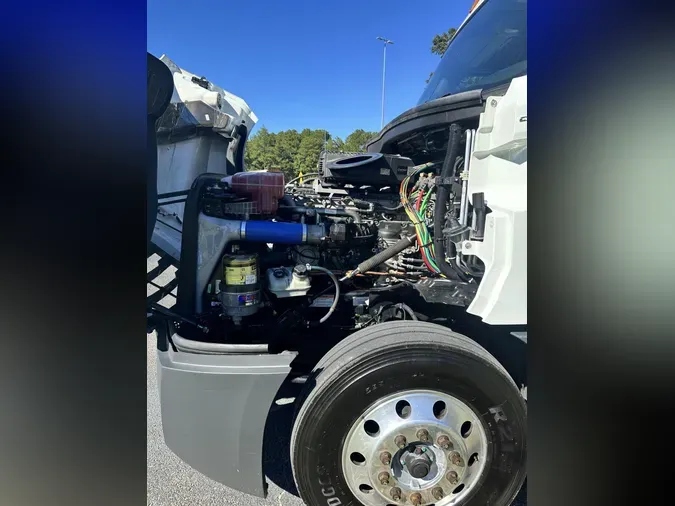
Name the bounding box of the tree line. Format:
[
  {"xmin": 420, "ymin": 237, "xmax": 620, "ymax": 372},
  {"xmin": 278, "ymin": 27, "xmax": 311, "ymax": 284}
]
[
  {"xmin": 244, "ymin": 28, "xmax": 456, "ymax": 178},
  {"xmin": 244, "ymin": 127, "xmax": 377, "ymax": 178}
]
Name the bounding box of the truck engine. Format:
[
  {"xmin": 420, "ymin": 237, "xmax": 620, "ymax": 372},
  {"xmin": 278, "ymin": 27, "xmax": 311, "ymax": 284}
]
[
  {"xmin": 149, "ymin": 2, "xmax": 528, "ymax": 501},
  {"xmin": 172, "ymin": 125, "xmax": 489, "ymax": 350}
]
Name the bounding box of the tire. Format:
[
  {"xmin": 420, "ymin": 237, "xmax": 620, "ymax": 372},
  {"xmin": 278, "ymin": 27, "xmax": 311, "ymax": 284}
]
[{"xmin": 290, "ymin": 321, "xmax": 526, "ymax": 506}]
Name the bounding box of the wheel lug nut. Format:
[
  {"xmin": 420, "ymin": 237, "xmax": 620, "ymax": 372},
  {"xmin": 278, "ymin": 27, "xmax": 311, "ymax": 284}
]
[
  {"xmin": 446, "ymin": 471, "xmax": 459, "ymax": 484},
  {"xmin": 437, "ymin": 435, "xmax": 452, "ymax": 449},
  {"xmin": 380, "ymin": 451, "xmax": 392, "ymax": 465},
  {"xmin": 432, "ymin": 487, "xmax": 444, "ymax": 500},
  {"xmin": 395, "ymin": 435, "xmax": 407, "ymax": 449},
  {"xmin": 449, "ymin": 451, "xmax": 464, "ymax": 466},
  {"xmin": 416, "ymin": 429, "xmax": 430, "ymax": 442},
  {"xmin": 379, "ymin": 472, "xmax": 390, "ymax": 485},
  {"xmin": 390, "ymin": 487, "xmax": 402, "ymax": 501},
  {"xmin": 410, "ymin": 492, "xmax": 422, "ymax": 505}
]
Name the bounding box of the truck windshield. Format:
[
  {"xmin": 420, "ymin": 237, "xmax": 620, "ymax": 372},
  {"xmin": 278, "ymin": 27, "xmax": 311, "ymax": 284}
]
[{"xmin": 417, "ymin": 0, "xmax": 527, "ymax": 105}]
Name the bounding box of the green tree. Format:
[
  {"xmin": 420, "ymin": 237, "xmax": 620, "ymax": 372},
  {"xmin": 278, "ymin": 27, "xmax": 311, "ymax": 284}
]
[
  {"xmin": 294, "ymin": 129, "xmax": 329, "ymax": 176},
  {"xmin": 326, "ymin": 136, "xmax": 344, "ymax": 152},
  {"xmin": 431, "ymin": 28, "xmax": 457, "ymax": 57},
  {"xmin": 343, "ymin": 129, "xmax": 377, "ymax": 152},
  {"xmin": 273, "ymin": 129, "xmax": 302, "ymax": 178},
  {"xmin": 244, "ymin": 126, "xmax": 279, "ymax": 171},
  {"xmin": 426, "ymin": 27, "xmax": 458, "ymax": 84},
  {"xmin": 244, "ymin": 127, "xmax": 378, "ymax": 178}
]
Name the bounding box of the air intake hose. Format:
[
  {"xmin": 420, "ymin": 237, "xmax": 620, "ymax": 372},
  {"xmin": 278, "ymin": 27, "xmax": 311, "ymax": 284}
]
[{"xmin": 434, "ymin": 124, "xmax": 469, "ymax": 282}]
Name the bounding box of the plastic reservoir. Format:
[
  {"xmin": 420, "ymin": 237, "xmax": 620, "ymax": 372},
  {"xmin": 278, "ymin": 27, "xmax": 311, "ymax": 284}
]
[{"xmin": 228, "ymin": 172, "xmax": 285, "ymax": 215}]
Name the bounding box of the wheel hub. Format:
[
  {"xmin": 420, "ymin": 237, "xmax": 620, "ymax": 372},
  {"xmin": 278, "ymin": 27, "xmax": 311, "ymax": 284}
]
[
  {"xmin": 341, "ymin": 390, "xmax": 488, "ymax": 506},
  {"xmin": 403, "ymin": 446, "xmax": 433, "ymax": 478}
]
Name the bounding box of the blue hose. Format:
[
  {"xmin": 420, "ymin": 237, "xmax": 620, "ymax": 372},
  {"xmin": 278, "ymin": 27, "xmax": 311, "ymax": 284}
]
[{"xmin": 243, "ymin": 221, "xmax": 323, "ymax": 245}]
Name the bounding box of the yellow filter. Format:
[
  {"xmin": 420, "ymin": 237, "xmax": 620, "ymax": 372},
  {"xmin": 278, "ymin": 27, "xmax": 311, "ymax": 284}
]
[{"xmin": 222, "ymin": 254, "xmax": 258, "ymax": 286}]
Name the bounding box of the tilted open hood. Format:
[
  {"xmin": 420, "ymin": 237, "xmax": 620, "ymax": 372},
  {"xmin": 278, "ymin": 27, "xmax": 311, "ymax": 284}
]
[
  {"xmin": 151, "ymin": 56, "xmax": 259, "ymax": 261},
  {"xmin": 156, "ymin": 55, "xmax": 258, "ymax": 143}
]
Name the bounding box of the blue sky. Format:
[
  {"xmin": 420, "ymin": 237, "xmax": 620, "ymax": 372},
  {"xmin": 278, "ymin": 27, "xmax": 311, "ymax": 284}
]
[{"xmin": 148, "ymin": 0, "xmax": 472, "ymax": 140}]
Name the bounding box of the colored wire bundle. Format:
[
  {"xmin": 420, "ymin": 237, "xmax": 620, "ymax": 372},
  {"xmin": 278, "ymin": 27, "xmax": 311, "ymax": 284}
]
[{"xmin": 400, "ymin": 163, "xmax": 441, "ymax": 274}]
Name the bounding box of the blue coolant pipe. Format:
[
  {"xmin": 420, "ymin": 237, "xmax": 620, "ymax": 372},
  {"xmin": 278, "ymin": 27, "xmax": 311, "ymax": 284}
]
[
  {"xmin": 242, "ymin": 221, "xmax": 325, "ymax": 245},
  {"xmin": 195, "ymin": 217, "xmax": 327, "ymax": 312}
]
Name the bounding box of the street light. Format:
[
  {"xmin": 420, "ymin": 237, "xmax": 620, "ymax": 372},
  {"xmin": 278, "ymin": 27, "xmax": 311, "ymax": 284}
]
[{"xmin": 376, "ymin": 36, "xmax": 394, "ymax": 130}]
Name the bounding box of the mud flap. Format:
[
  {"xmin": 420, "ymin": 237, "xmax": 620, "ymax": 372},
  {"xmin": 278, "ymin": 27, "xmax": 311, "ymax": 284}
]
[{"xmin": 157, "ymin": 344, "xmax": 296, "ymax": 497}]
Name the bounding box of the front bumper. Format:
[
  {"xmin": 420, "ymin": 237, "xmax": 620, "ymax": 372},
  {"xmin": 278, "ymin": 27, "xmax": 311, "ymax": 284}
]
[{"xmin": 157, "ymin": 338, "xmax": 295, "ymax": 497}]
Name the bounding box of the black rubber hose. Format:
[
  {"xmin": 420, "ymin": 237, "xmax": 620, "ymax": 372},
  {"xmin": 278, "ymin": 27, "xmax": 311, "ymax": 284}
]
[
  {"xmin": 280, "ymin": 194, "xmax": 296, "ymax": 207},
  {"xmin": 344, "ymin": 235, "xmax": 416, "ymax": 279},
  {"xmin": 376, "ymin": 201, "xmax": 403, "ymax": 211},
  {"xmin": 395, "ymin": 303, "xmax": 419, "ymax": 320},
  {"xmin": 434, "ymin": 124, "xmax": 469, "ymax": 282},
  {"xmin": 234, "ymin": 124, "xmax": 248, "ymax": 172},
  {"xmin": 349, "ymin": 198, "xmax": 376, "ymax": 211},
  {"xmin": 307, "ymin": 265, "xmax": 340, "ymax": 323},
  {"xmin": 349, "ymin": 196, "xmax": 399, "ymax": 212},
  {"xmin": 472, "ymin": 192, "xmax": 486, "ymax": 240}
]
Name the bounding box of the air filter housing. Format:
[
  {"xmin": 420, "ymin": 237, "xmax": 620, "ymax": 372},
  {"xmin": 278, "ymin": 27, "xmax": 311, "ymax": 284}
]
[{"xmin": 318, "ymin": 151, "xmax": 415, "ymax": 187}]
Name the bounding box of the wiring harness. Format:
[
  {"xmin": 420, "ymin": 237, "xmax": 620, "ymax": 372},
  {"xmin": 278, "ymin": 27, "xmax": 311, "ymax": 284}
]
[{"xmin": 400, "ymin": 162, "xmax": 442, "ymax": 274}]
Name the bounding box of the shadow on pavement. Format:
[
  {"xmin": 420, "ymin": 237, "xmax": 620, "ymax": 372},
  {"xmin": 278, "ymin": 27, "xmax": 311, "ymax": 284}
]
[{"xmin": 263, "ymin": 379, "xmax": 303, "ymax": 496}]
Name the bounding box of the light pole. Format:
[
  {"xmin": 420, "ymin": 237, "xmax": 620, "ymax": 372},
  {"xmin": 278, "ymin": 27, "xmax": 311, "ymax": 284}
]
[{"xmin": 376, "ymin": 36, "xmax": 394, "ymax": 130}]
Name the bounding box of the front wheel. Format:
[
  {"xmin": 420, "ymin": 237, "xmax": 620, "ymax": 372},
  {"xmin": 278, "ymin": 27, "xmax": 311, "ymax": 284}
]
[{"xmin": 290, "ymin": 321, "xmax": 526, "ymax": 506}]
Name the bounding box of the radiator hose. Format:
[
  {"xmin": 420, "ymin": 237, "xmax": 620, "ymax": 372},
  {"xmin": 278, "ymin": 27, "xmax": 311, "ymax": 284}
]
[{"xmin": 434, "ymin": 124, "xmax": 469, "ymax": 282}]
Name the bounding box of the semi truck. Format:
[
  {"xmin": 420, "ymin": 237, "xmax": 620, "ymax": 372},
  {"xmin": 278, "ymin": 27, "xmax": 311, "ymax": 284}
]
[{"xmin": 147, "ymin": 0, "xmax": 527, "ymax": 504}]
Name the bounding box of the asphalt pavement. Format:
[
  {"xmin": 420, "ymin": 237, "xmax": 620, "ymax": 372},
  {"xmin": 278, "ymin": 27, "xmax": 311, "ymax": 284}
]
[{"xmin": 146, "ymin": 254, "xmax": 526, "ymax": 506}]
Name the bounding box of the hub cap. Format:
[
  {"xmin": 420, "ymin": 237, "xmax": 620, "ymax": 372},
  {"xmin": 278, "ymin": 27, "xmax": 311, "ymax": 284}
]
[{"xmin": 341, "ymin": 390, "xmax": 488, "ymax": 506}]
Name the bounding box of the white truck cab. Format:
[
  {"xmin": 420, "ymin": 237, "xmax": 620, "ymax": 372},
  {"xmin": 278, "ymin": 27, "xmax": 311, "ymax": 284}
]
[{"xmin": 148, "ymin": 1, "xmax": 527, "ymax": 504}]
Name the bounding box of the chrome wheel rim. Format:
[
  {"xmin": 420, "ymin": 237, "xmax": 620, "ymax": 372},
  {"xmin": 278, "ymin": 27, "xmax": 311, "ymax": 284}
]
[{"xmin": 341, "ymin": 390, "xmax": 488, "ymax": 506}]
